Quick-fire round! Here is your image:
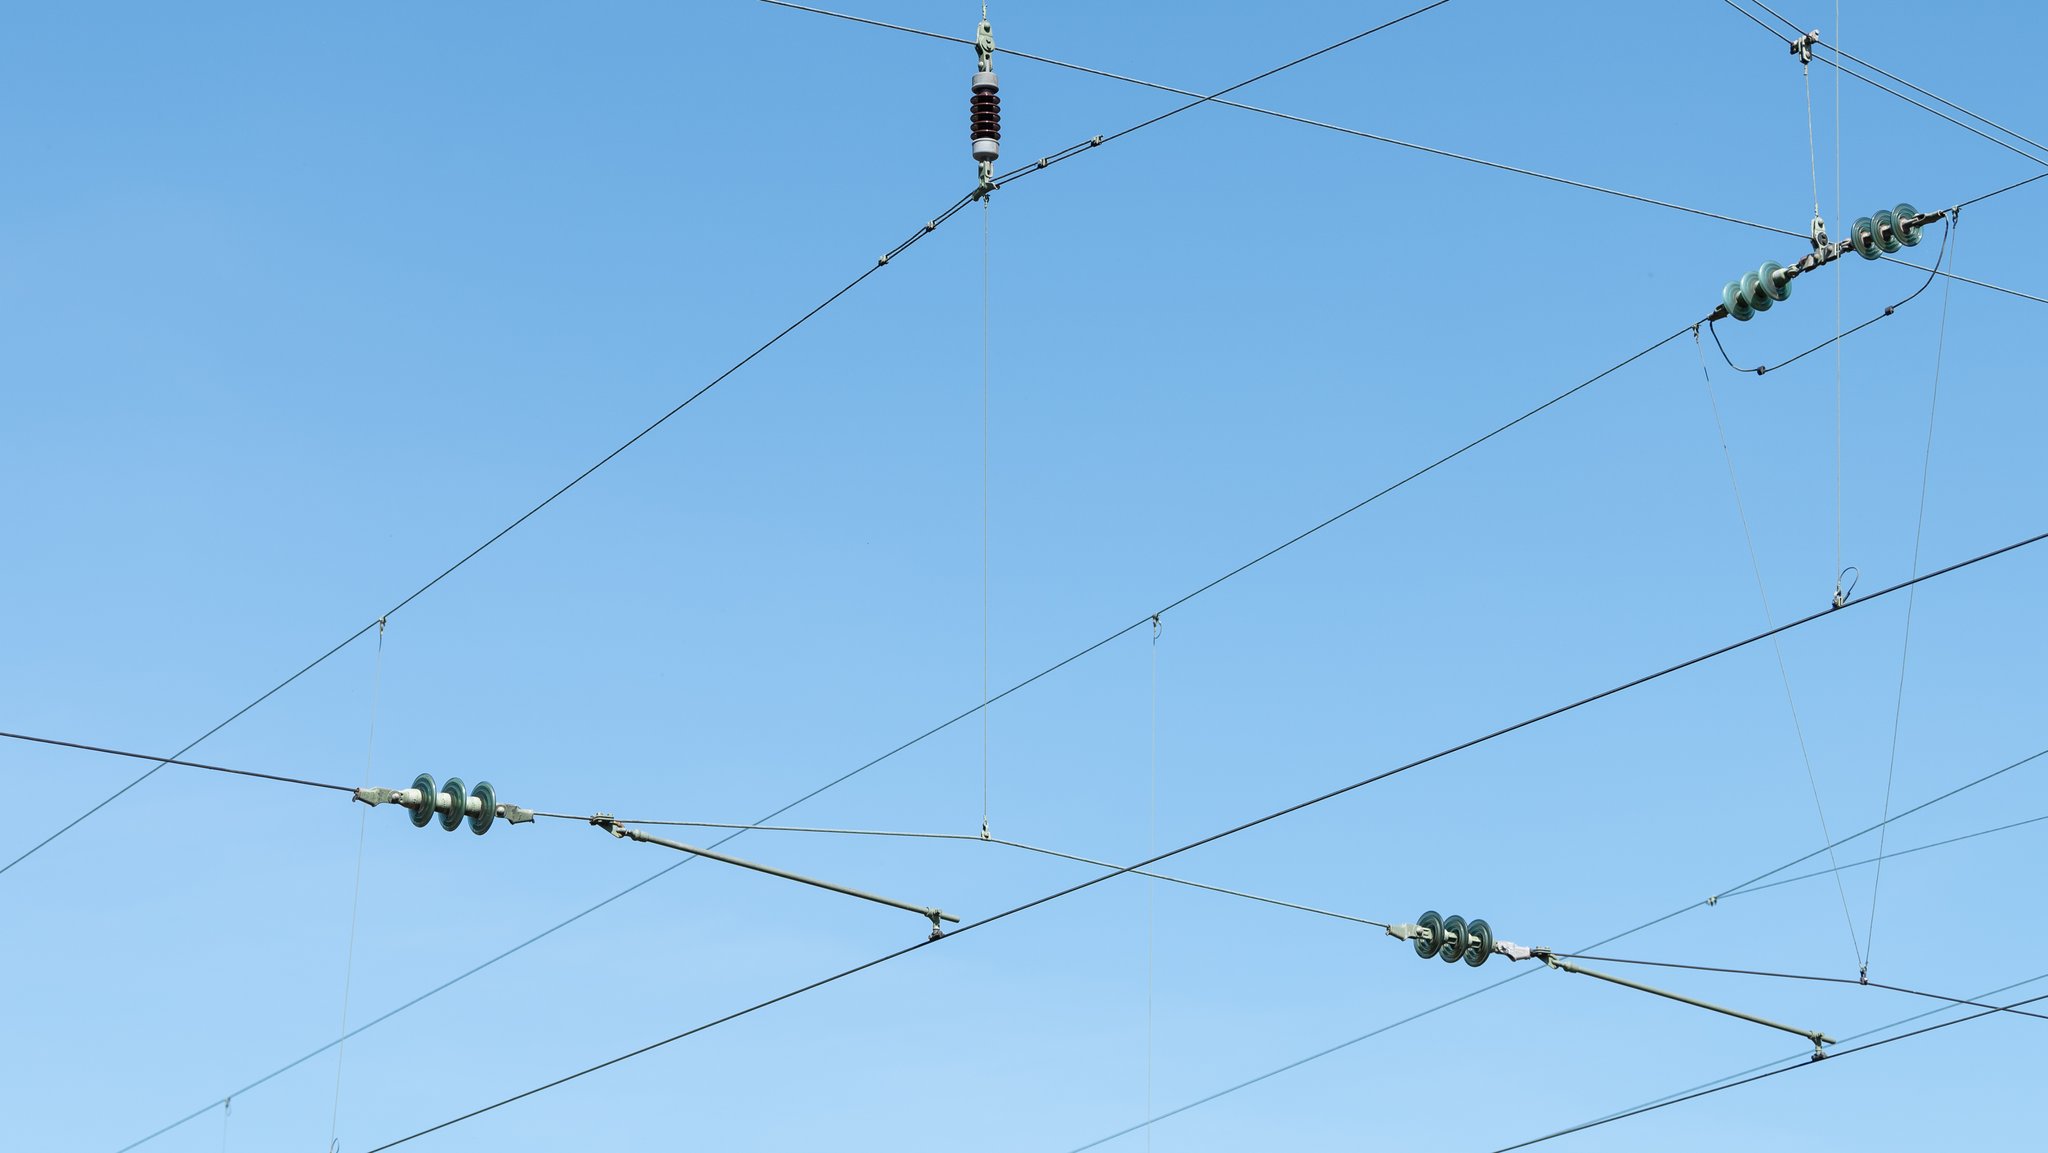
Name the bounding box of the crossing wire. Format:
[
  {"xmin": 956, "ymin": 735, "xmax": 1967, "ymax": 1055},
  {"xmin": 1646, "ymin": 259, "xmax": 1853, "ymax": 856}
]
[
  {"xmin": 1542, "ymin": 953, "xmax": 2048, "ymax": 1023},
  {"xmin": 769, "ymin": 0, "xmax": 2048, "ymax": 310},
  {"xmin": 358, "ymin": 527, "xmax": 2047, "ymax": 1151},
  {"xmin": 1722, "ymin": 0, "xmax": 2048, "ymax": 168},
  {"xmin": 6, "ymin": 0, "xmax": 1455, "ymax": 885},
  {"xmin": 105, "ymin": 249, "xmax": 2035, "ymax": 1149},
  {"xmin": 1056, "ymin": 744, "xmax": 2048, "ymax": 1152},
  {"xmin": 1488, "ymin": 984, "xmax": 2048, "ymax": 1152}
]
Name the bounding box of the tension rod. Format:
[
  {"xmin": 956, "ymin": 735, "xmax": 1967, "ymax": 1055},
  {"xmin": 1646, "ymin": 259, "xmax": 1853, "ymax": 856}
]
[
  {"xmin": 590, "ymin": 815, "xmax": 962, "ymax": 939},
  {"xmin": 1543, "ymin": 954, "xmax": 1837, "ymax": 1055}
]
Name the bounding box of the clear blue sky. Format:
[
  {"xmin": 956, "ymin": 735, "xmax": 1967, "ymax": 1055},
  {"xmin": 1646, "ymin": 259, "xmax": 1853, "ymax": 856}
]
[{"xmin": 5, "ymin": 2, "xmax": 2045, "ymax": 1150}]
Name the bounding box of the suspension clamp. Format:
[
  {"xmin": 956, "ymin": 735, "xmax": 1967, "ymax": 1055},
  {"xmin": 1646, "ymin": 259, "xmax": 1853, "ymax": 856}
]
[
  {"xmin": 1790, "ymin": 30, "xmax": 1819, "ymax": 65},
  {"xmin": 1809, "ymin": 214, "xmax": 1829, "ymax": 252}
]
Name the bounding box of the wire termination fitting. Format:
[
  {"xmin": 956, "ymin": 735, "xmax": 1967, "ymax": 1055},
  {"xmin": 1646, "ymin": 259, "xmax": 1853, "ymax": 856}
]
[{"xmin": 970, "ymin": 18, "xmax": 1000, "ymax": 195}]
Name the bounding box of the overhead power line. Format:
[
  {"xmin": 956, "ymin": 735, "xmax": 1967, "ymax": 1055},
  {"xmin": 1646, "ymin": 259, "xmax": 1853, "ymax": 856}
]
[
  {"xmin": 1722, "ymin": 0, "xmax": 2048, "ymax": 168},
  {"xmin": 1488, "ymin": 984, "xmax": 2048, "ymax": 1152},
  {"xmin": 1056, "ymin": 743, "xmax": 2048, "ymax": 1151},
  {"xmin": 111, "ymin": 244, "xmax": 2040, "ymax": 1149},
  {"xmin": 765, "ymin": 0, "xmax": 2048, "ymax": 312},
  {"xmin": 0, "ymin": 731, "xmax": 355, "ymax": 795},
  {"xmin": 1542, "ymin": 952, "xmax": 2048, "ymax": 1023},
  {"xmin": 8, "ymin": 1, "xmax": 1457, "ymax": 885},
  {"xmin": 359, "ymin": 527, "xmax": 2046, "ymax": 1150}
]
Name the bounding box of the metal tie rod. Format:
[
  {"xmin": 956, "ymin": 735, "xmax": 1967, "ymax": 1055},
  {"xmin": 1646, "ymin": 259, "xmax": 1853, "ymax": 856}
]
[
  {"xmin": 1543, "ymin": 954, "xmax": 1837, "ymax": 1054},
  {"xmin": 590, "ymin": 815, "xmax": 961, "ymax": 938}
]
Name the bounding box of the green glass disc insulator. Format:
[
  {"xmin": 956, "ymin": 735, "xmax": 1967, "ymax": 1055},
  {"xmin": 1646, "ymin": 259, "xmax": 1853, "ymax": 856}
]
[
  {"xmin": 469, "ymin": 780, "xmax": 496, "ymax": 835},
  {"xmin": 1894, "ymin": 202, "xmax": 1923, "ymax": 246},
  {"xmin": 1465, "ymin": 918, "xmax": 1494, "ymax": 967},
  {"xmin": 1852, "ymin": 217, "xmax": 1881, "ymax": 259},
  {"xmin": 1742, "ymin": 271, "xmax": 1772, "ymax": 312},
  {"xmin": 1758, "ymin": 260, "xmax": 1790, "ymax": 302},
  {"xmin": 1873, "ymin": 209, "xmax": 1903, "ymax": 253},
  {"xmin": 1441, "ymin": 915, "xmax": 1468, "ymax": 963},
  {"xmin": 1415, "ymin": 911, "xmax": 1443, "ymax": 959},
  {"xmin": 439, "ymin": 776, "xmax": 467, "ymax": 831},
  {"xmin": 410, "ymin": 773, "xmax": 436, "ymax": 828},
  {"xmin": 1722, "ymin": 280, "xmax": 1755, "ymax": 321}
]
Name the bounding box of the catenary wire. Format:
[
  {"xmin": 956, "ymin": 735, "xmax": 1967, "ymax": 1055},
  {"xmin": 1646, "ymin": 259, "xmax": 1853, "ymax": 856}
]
[
  {"xmin": 768, "ymin": 0, "xmax": 2048, "ymax": 309},
  {"xmin": 1829, "ymin": 42, "xmax": 2048, "ymax": 156},
  {"xmin": 1486, "ymin": 986, "xmax": 2048, "ymax": 1152},
  {"xmin": 1565, "ymin": 967, "xmax": 2048, "ymax": 1135},
  {"xmin": 1725, "ymin": 811, "xmax": 2048, "ymax": 900},
  {"xmin": 13, "ymin": 1, "xmax": 1455, "ymax": 883},
  {"xmin": 0, "ymin": 731, "xmax": 355, "ymax": 794},
  {"xmin": 1056, "ymin": 744, "xmax": 2048, "ymax": 1152},
  {"xmin": 100, "ymin": 288, "xmax": 2028, "ymax": 1150},
  {"xmin": 764, "ymin": 0, "xmax": 1800, "ymax": 239},
  {"xmin": 360, "ymin": 527, "xmax": 2045, "ymax": 1150},
  {"xmin": 1721, "ymin": 1, "xmax": 2048, "ymax": 168},
  {"xmin": 101, "ymin": 14, "xmax": 1466, "ymax": 1143},
  {"xmin": 1544, "ymin": 953, "xmax": 2048, "ymax": 1022},
  {"xmin": 2, "ymin": 204, "xmax": 953, "ymax": 878},
  {"xmin": 534, "ymin": 812, "xmax": 1387, "ymax": 927}
]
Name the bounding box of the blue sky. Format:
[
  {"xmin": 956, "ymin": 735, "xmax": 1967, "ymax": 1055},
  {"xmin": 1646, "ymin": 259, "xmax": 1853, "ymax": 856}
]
[{"xmin": 4, "ymin": 2, "xmax": 2045, "ymax": 1150}]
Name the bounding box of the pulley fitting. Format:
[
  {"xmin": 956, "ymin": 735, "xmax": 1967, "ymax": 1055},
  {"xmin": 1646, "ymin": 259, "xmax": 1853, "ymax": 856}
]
[
  {"xmin": 970, "ymin": 18, "xmax": 1000, "ymax": 193},
  {"xmin": 353, "ymin": 773, "xmax": 533, "ymax": 834},
  {"xmin": 1714, "ymin": 201, "xmax": 1934, "ymax": 322}
]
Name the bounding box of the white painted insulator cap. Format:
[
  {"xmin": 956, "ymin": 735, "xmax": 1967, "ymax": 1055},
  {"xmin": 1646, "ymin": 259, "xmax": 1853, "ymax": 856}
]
[
  {"xmin": 972, "ymin": 138, "xmax": 1000, "ymax": 163},
  {"xmin": 972, "ymin": 70, "xmax": 999, "ymax": 91}
]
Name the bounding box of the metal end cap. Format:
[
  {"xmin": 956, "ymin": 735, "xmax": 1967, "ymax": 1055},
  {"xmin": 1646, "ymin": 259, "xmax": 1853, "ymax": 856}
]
[
  {"xmin": 972, "ymin": 139, "xmax": 1000, "ymax": 162},
  {"xmin": 972, "ymin": 71, "xmax": 999, "ymax": 90}
]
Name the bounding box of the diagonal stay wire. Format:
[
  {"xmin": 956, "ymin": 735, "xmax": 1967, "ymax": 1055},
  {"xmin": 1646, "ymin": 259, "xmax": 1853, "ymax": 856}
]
[
  {"xmin": 4, "ymin": 192, "xmax": 988, "ymax": 882},
  {"xmin": 1694, "ymin": 332, "xmax": 1863, "ymax": 968},
  {"xmin": 363, "ymin": 527, "xmax": 2046, "ymax": 1151},
  {"xmin": 1058, "ymin": 743, "xmax": 2048, "ymax": 1152}
]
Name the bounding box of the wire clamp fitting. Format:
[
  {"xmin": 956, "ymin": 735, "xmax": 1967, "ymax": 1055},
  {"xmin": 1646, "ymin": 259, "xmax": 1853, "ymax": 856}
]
[
  {"xmin": 1790, "ymin": 30, "xmax": 1819, "ymax": 65},
  {"xmin": 591, "ymin": 812, "xmax": 625, "ymax": 838},
  {"xmin": 1705, "ymin": 893, "xmax": 1718, "ymax": 906},
  {"xmin": 927, "ymin": 910, "xmax": 946, "ymax": 941},
  {"xmin": 1808, "ymin": 214, "xmax": 1829, "ymax": 252}
]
